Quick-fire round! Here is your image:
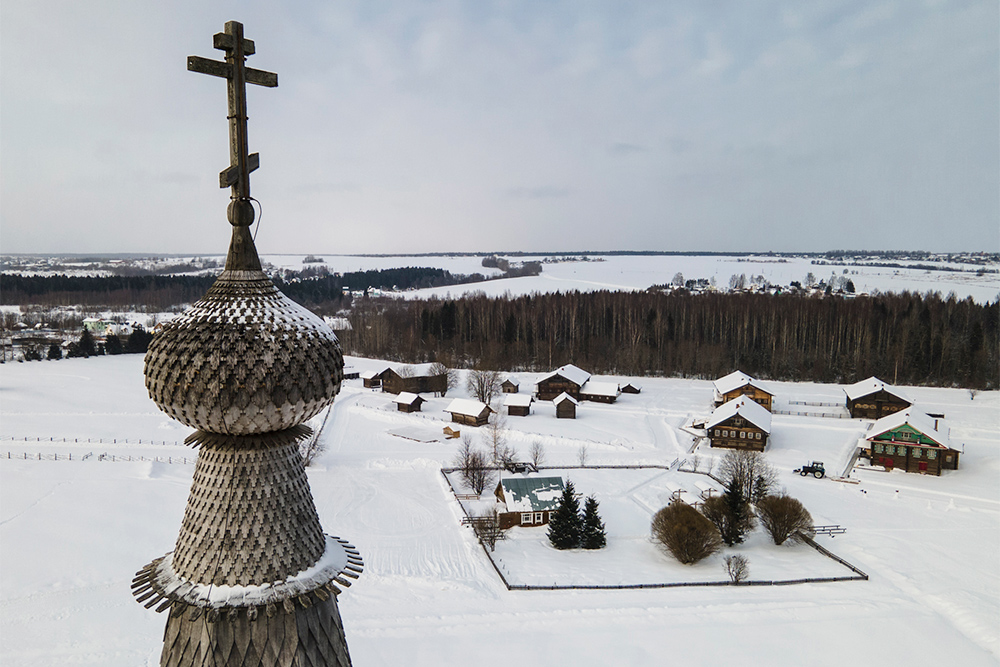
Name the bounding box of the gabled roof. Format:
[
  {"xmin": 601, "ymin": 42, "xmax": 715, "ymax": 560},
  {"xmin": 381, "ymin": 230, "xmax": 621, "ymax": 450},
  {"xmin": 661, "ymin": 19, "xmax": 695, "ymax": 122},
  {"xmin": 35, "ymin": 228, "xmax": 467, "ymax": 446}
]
[
  {"xmin": 868, "ymin": 408, "xmax": 950, "ymax": 448},
  {"xmin": 445, "ymin": 398, "xmax": 492, "ymax": 418},
  {"xmin": 360, "ymin": 367, "xmax": 390, "ymax": 380},
  {"xmin": 713, "ymin": 370, "xmax": 772, "ymax": 397},
  {"xmin": 393, "ymin": 391, "xmax": 424, "ymax": 406},
  {"xmin": 552, "ymin": 392, "xmax": 579, "ymax": 406},
  {"xmin": 537, "ymin": 364, "xmax": 591, "ymax": 388},
  {"xmin": 504, "ymin": 394, "xmax": 533, "ymax": 408},
  {"xmin": 501, "ymin": 378, "xmax": 519, "ymax": 387},
  {"xmin": 497, "ymin": 476, "xmax": 565, "ymax": 512},
  {"xmin": 707, "ymin": 396, "xmax": 772, "ymax": 433},
  {"xmin": 580, "ymin": 381, "xmax": 620, "ymax": 397},
  {"xmin": 844, "ymin": 376, "xmax": 912, "ymax": 403}
]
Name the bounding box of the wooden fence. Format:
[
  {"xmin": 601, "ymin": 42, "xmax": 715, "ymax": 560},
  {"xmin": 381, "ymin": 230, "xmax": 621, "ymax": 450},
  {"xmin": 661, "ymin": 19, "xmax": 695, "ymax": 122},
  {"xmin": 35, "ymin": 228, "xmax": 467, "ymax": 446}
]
[{"xmin": 3, "ymin": 451, "xmax": 193, "ymax": 465}]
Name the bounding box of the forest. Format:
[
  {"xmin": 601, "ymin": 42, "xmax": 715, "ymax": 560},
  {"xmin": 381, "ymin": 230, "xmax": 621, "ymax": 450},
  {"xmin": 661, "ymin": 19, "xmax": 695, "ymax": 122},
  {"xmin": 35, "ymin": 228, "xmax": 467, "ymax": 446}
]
[{"xmin": 339, "ymin": 290, "xmax": 998, "ymax": 390}]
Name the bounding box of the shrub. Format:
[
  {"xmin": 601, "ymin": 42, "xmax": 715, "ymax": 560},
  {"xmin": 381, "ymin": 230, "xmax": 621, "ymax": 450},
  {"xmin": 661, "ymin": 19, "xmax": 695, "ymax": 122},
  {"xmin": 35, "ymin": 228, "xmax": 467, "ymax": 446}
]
[
  {"xmin": 756, "ymin": 495, "xmax": 815, "ymax": 545},
  {"xmin": 724, "ymin": 554, "xmax": 749, "ymax": 583},
  {"xmin": 651, "ymin": 503, "xmax": 722, "ymax": 564},
  {"xmin": 701, "ymin": 487, "xmax": 755, "ymax": 546}
]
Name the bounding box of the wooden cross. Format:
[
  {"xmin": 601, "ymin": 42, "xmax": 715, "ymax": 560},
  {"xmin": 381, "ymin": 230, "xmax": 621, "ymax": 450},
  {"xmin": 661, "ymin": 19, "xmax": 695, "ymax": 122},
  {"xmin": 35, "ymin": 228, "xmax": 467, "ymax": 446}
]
[{"xmin": 188, "ymin": 21, "xmax": 277, "ymax": 226}]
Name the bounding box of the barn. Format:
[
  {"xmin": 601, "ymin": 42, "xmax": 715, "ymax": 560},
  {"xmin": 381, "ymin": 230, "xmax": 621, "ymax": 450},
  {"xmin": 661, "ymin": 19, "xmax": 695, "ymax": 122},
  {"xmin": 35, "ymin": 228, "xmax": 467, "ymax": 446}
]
[
  {"xmin": 361, "ymin": 368, "xmax": 389, "ymax": 389},
  {"xmin": 445, "ymin": 398, "xmax": 493, "ymax": 427},
  {"xmin": 621, "ymin": 382, "xmax": 642, "ymax": 394},
  {"xmin": 865, "ymin": 408, "xmax": 960, "ymax": 475},
  {"xmin": 844, "ymin": 377, "xmax": 912, "ymax": 419},
  {"xmin": 494, "ymin": 476, "xmax": 565, "ymax": 529},
  {"xmin": 706, "ymin": 397, "xmax": 772, "ymax": 451},
  {"xmin": 579, "ymin": 381, "xmax": 621, "ymax": 404},
  {"xmin": 553, "ymin": 392, "xmax": 579, "ymax": 419},
  {"xmin": 501, "ymin": 379, "xmax": 519, "ymax": 393},
  {"xmin": 392, "ymin": 392, "xmax": 426, "ymax": 413},
  {"xmin": 535, "ymin": 364, "xmax": 591, "ymax": 401},
  {"xmin": 504, "ymin": 394, "xmax": 533, "ymax": 417},
  {"xmin": 380, "ymin": 368, "xmax": 450, "ymax": 397},
  {"xmin": 713, "ymin": 370, "xmax": 774, "ymax": 411}
]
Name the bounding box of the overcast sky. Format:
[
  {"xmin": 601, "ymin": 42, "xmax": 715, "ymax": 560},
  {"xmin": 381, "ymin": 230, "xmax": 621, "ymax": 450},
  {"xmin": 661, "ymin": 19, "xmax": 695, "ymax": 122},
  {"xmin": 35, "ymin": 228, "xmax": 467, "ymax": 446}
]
[{"xmin": 1, "ymin": 1, "xmax": 997, "ymax": 255}]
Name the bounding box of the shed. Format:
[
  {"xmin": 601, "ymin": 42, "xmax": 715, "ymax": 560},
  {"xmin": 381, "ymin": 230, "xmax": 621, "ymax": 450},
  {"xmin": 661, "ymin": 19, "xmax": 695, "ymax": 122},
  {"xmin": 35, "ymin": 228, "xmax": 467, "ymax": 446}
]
[
  {"xmin": 844, "ymin": 377, "xmax": 912, "ymax": 419},
  {"xmin": 713, "ymin": 370, "xmax": 774, "ymax": 411},
  {"xmin": 392, "ymin": 392, "xmax": 426, "ymax": 413},
  {"xmin": 361, "ymin": 368, "xmax": 388, "ymax": 388},
  {"xmin": 579, "ymin": 381, "xmax": 620, "ymax": 404},
  {"xmin": 553, "ymin": 392, "xmax": 579, "ymax": 419},
  {"xmin": 621, "ymin": 382, "xmax": 642, "ymax": 394},
  {"xmin": 535, "ymin": 364, "xmax": 591, "ymax": 400},
  {"xmin": 706, "ymin": 397, "xmax": 772, "ymax": 451},
  {"xmin": 501, "ymin": 379, "xmax": 519, "ymax": 393},
  {"xmin": 865, "ymin": 408, "xmax": 960, "ymax": 475},
  {"xmin": 494, "ymin": 476, "xmax": 565, "ymax": 528},
  {"xmin": 504, "ymin": 394, "xmax": 533, "ymax": 417},
  {"xmin": 445, "ymin": 398, "xmax": 493, "ymax": 427}
]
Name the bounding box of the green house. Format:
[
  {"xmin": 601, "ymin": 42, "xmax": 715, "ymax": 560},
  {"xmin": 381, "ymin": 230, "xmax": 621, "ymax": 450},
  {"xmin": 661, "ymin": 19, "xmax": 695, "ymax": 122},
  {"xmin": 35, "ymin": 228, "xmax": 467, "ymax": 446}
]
[{"xmin": 866, "ymin": 409, "xmax": 960, "ymax": 475}]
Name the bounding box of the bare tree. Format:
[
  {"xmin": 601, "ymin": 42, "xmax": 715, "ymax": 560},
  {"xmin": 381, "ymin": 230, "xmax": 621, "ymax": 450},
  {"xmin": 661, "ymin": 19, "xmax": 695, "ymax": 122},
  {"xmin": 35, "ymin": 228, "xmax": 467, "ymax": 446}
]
[
  {"xmin": 472, "ymin": 506, "xmax": 507, "ymax": 552},
  {"xmin": 529, "ymin": 440, "xmax": 546, "ymax": 467},
  {"xmin": 651, "ymin": 503, "xmax": 722, "ymax": 564},
  {"xmin": 429, "ymin": 361, "xmax": 458, "ymax": 394},
  {"xmin": 672, "ymin": 272, "xmax": 684, "ymax": 287},
  {"xmin": 724, "ymin": 554, "xmax": 749, "ymax": 583},
  {"xmin": 701, "ymin": 493, "xmax": 754, "ymax": 546},
  {"xmin": 396, "ymin": 365, "xmax": 415, "ymax": 377},
  {"xmin": 455, "ymin": 434, "xmax": 494, "ymax": 495},
  {"xmin": 484, "ymin": 412, "xmax": 516, "ymax": 468},
  {"xmin": 756, "ymin": 495, "xmax": 815, "ymax": 545},
  {"xmin": 300, "ymin": 434, "xmax": 325, "ymax": 467},
  {"xmin": 466, "ymin": 368, "xmax": 502, "ymax": 405},
  {"xmin": 577, "ymin": 444, "xmax": 589, "ymax": 467},
  {"xmin": 718, "ymin": 450, "xmax": 778, "ymax": 504}
]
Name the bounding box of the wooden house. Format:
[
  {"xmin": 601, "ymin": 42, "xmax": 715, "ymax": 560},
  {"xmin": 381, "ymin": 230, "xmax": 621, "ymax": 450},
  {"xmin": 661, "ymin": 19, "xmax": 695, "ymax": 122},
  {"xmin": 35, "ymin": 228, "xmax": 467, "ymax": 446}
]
[
  {"xmin": 504, "ymin": 394, "xmax": 533, "ymax": 417},
  {"xmin": 501, "ymin": 379, "xmax": 519, "ymax": 393},
  {"xmin": 494, "ymin": 476, "xmax": 565, "ymax": 529},
  {"xmin": 579, "ymin": 381, "xmax": 620, "ymax": 404},
  {"xmin": 535, "ymin": 364, "xmax": 591, "ymax": 400},
  {"xmin": 380, "ymin": 368, "xmax": 449, "ymax": 396},
  {"xmin": 865, "ymin": 408, "xmax": 960, "ymax": 475},
  {"xmin": 713, "ymin": 370, "xmax": 774, "ymax": 411},
  {"xmin": 361, "ymin": 368, "xmax": 389, "ymax": 389},
  {"xmin": 621, "ymin": 382, "xmax": 642, "ymax": 394},
  {"xmin": 392, "ymin": 392, "xmax": 426, "ymax": 413},
  {"xmin": 553, "ymin": 392, "xmax": 579, "ymax": 419},
  {"xmin": 844, "ymin": 377, "xmax": 912, "ymax": 419},
  {"xmin": 706, "ymin": 397, "xmax": 771, "ymax": 451},
  {"xmin": 445, "ymin": 398, "xmax": 493, "ymax": 427}
]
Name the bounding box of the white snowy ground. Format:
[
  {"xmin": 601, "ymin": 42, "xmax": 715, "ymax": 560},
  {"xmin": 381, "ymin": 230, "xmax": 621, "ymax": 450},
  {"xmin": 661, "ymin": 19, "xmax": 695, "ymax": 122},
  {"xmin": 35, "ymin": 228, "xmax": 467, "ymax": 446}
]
[{"xmin": 1, "ymin": 355, "xmax": 998, "ymax": 666}]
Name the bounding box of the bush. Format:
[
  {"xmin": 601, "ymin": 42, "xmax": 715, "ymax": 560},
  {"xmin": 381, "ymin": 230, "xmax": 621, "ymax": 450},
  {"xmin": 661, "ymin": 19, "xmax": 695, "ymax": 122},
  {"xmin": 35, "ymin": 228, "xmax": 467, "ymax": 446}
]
[
  {"xmin": 651, "ymin": 503, "xmax": 722, "ymax": 564},
  {"xmin": 724, "ymin": 554, "xmax": 749, "ymax": 583},
  {"xmin": 756, "ymin": 495, "xmax": 815, "ymax": 545}
]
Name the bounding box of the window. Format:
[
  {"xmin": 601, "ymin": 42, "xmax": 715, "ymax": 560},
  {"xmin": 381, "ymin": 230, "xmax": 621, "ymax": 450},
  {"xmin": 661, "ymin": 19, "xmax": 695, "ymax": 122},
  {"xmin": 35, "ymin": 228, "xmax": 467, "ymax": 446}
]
[
  {"xmin": 740, "ymin": 431, "xmax": 746, "ymax": 439},
  {"xmin": 521, "ymin": 513, "xmax": 533, "ymax": 524},
  {"xmin": 756, "ymin": 432, "xmax": 761, "ymax": 440},
  {"xmin": 884, "ymin": 445, "xmax": 894, "ymax": 455},
  {"xmin": 926, "ymin": 450, "xmax": 936, "ymax": 460},
  {"xmin": 874, "ymin": 443, "xmax": 883, "ymax": 453},
  {"xmin": 715, "ymin": 429, "xmax": 720, "ymax": 436},
  {"xmin": 912, "ymin": 447, "xmax": 921, "ymax": 459},
  {"xmin": 898, "ymin": 430, "xmax": 914, "ymax": 441},
  {"xmin": 535, "ymin": 512, "xmax": 544, "ymax": 524},
  {"xmin": 722, "ymin": 430, "xmax": 728, "ymax": 437}
]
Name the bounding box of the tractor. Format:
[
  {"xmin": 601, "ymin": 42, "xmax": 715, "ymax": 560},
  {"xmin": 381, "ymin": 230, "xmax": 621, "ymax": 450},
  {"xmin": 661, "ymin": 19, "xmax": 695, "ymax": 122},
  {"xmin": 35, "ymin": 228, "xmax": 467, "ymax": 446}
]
[{"xmin": 795, "ymin": 461, "xmax": 826, "ymax": 478}]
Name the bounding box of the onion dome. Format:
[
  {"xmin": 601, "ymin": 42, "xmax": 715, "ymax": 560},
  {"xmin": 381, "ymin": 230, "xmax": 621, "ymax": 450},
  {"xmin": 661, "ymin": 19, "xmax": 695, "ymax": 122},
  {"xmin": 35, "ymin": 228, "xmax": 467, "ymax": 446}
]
[{"xmin": 143, "ymin": 224, "xmax": 344, "ymax": 435}]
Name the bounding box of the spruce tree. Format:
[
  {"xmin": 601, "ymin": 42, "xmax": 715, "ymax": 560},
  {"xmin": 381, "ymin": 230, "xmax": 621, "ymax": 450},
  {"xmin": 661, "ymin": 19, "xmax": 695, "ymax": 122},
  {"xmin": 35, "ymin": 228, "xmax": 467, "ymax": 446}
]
[
  {"xmin": 77, "ymin": 329, "xmax": 97, "ymax": 357},
  {"xmin": 581, "ymin": 495, "xmax": 607, "ymax": 549},
  {"xmin": 547, "ymin": 480, "xmax": 582, "ymax": 550}
]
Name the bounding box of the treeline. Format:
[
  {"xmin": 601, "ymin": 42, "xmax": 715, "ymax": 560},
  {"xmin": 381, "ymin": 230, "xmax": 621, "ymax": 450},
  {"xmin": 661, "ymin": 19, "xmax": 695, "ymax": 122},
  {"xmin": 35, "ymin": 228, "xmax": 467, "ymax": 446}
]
[
  {"xmin": 339, "ymin": 291, "xmax": 998, "ymax": 389},
  {"xmin": 0, "ymin": 266, "xmax": 476, "ymax": 310}
]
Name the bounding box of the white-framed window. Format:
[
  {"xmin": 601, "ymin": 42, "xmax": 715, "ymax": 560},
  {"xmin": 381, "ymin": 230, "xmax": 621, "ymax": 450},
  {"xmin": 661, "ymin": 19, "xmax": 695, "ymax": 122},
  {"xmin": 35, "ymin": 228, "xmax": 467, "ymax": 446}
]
[
  {"xmin": 715, "ymin": 429, "xmax": 720, "ymax": 436},
  {"xmin": 535, "ymin": 512, "xmax": 544, "ymax": 524},
  {"xmin": 755, "ymin": 432, "xmax": 761, "ymax": 440},
  {"xmin": 739, "ymin": 431, "xmax": 746, "ymax": 439},
  {"xmin": 521, "ymin": 513, "xmax": 533, "ymax": 524}
]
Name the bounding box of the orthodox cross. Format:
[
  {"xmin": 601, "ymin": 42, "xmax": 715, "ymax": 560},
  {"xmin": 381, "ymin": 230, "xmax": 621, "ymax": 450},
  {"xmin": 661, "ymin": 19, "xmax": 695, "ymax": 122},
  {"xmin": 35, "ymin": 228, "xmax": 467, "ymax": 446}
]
[{"xmin": 188, "ymin": 21, "xmax": 277, "ymax": 227}]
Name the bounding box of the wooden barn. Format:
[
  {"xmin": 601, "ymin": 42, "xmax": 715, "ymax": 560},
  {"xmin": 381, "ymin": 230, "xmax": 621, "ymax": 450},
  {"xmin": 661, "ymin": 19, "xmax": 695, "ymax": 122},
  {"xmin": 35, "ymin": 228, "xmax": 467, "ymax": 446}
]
[
  {"xmin": 501, "ymin": 379, "xmax": 519, "ymax": 393},
  {"xmin": 445, "ymin": 398, "xmax": 493, "ymax": 427},
  {"xmin": 713, "ymin": 370, "xmax": 774, "ymax": 411},
  {"xmin": 504, "ymin": 394, "xmax": 533, "ymax": 417},
  {"xmin": 844, "ymin": 377, "xmax": 912, "ymax": 419},
  {"xmin": 361, "ymin": 367, "xmax": 390, "ymax": 388},
  {"xmin": 865, "ymin": 408, "xmax": 960, "ymax": 475},
  {"xmin": 535, "ymin": 364, "xmax": 591, "ymax": 400},
  {"xmin": 553, "ymin": 392, "xmax": 579, "ymax": 419},
  {"xmin": 392, "ymin": 392, "xmax": 425, "ymax": 413},
  {"xmin": 380, "ymin": 368, "xmax": 449, "ymax": 396},
  {"xmin": 621, "ymin": 382, "xmax": 642, "ymax": 394},
  {"xmin": 494, "ymin": 476, "xmax": 565, "ymax": 529},
  {"xmin": 579, "ymin": 381, "xmax": 621, "ymax": 404},
  {"xmin": 706, "ymin": 397, "xmax": 772, "ymax": 451}
]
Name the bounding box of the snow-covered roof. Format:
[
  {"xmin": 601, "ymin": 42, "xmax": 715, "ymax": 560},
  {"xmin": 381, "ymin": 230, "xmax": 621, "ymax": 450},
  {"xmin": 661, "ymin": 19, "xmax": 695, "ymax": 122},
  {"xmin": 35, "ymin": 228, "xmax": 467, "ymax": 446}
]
[
  {"xmin": 360, "ymin": 368, "xmax": 388, "ymax": 380},
  {"xmin": 580, "ymin": 381, "xmax": 620, "ymax": 397},
  {"xmin": 502, "ymin": 378, "xmax": 519, "ymax": 387},
  {"xmin": 713, "ymin": 370, "xmax": 772, "ymax": 397},
  {"xmin": 868, "ymin": 408, "xmax": 950, "ymax": 448},
  {"xmin": 537, "ymin": 364, "xmax": 591, "ymax": 388},
  {"xmin": 707, "ymin": 396, "xmax": 772, "ymax": 432},
  {"xmin": 844, "ymin": 376, "xmax": 912, "ymax": 403},
  {"xmin": 445, "ymin": 398, "xmax": 492, "ymax": 418},
  {"xmin": 393, "ymin": 392, "xmax": 423, "ymax": 406},
  {"xmin": 498, "ymin": 476, "xmax": 565, "ymax": 512},
  {"xmin": 552, "ymin": 392, "xmax": 579, "ymax": 406},
  {"xmin": 504, "ymin": 394, "xmax": 533, "ymax": 408}
]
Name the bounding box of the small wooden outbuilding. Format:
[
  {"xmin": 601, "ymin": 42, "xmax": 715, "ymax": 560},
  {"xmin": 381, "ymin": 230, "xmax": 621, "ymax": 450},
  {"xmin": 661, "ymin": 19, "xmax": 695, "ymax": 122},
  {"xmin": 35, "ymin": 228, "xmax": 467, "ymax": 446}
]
[
  {"xmin": 621, "ymin": 382, "xmax": 642, "ymax": 394},
  {"xmin": 713, "ymin": 370, "xmax": 774, "ymax": 411},
  {"xmin": 844, "ymin": 377, "xmax": 912, "ymax": 419},
  {"xmin": 865, "ymin": 408, "xmax": 960, "ymax": 475},
  {"xmin": 706, "ymin": 397, "xmax": 771, "ymax": 451},
  {"xmin": 392, "ymin": 392, "xmax": 426, "ymax": 413},
  {"xmin": 501, "ymin": 379, "xmax": 519, "ymax": 393},
  {"xmin": 504, "ymin": 394, "xmax": 533, "ymax": 417},
  {"xmin": 494, "ymin": 476, "xmax": 565, "ymax": 529},
  {"xmin": 445, "ymin": 398, "xmax": 493, "ymax": 427},
  {"xmin": 579, "ymin": 381, "xmax": 620, "ymax": 404},
  {"xmin": 553, "ymin": 392, "xmax": 579, "ymax": 419},
  {"xmin": 361, "ymin": 368, "xmax": 389, "ymax": 388}
]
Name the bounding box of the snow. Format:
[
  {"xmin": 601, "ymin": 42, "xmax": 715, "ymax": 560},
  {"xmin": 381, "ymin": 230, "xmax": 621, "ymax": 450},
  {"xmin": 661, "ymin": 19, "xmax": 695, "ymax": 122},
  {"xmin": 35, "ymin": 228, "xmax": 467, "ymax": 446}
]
[
  {"xmin": 537, "ymin": 363, "xmax": 592, "ymax": 388},
  {"xmin": 503, "ymin": 394, "xmax": 533, "ymax": 408},
  {"xmin": 1, "ymin": 355, "xmax": 999, "ymax": 666},
  {"xmin": 444, "ymin": 398, "xmax": 491, "ymax": 418},
  {"xmin": 844, "ymin": 376, "xmax": 913, "ymax": 402},
  {"xmin": 713, "ymin": 369, "xmax": 773, "ymax": 397},
  {"xmin": 580, "ymin": 381, "xmax": 621, "ymax": 398},
  {"xmin": 869, "ymin": 409, "xmax": 950, "ymax": 448},
  {"xmin": 707, "ymin": 396, "xmax": 774, "ymax": 432}
]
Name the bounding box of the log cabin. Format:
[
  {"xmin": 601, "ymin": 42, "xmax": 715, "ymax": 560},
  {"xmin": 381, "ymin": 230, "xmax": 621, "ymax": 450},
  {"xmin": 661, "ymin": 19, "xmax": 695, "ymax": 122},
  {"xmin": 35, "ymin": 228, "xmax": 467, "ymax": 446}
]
[
  {"xmin": 864, "ymin": 408, "xmax": 960, "ymax": 475},
  {"xmin": 445, "ymin": 398, "xmax": 493, "ymax": 427},
  {"xmin": 844, "ymin": 377, "xmax": 912, "ymax": 419},
  {"xmin": 501, "ymin": 379, "xmax": 519, "ymax": 393},
  {"xmin": 392, "ymin": 392, "xmax": 425, "ymax": 413},
  {"xmin": 504, "ymin": 393, "xmax": 533, "ymax": 417},
  {"xmin": 535, "ymin": 364, "xmax": 591, "ymax": 400},
  {"xmin": 579, "ymin": 381, "xmax": 621, "ymax": 404},
  {"xmin": 621, "ymin": 382, "xmax": 642, "ymax": 394},
  {"xmin": 706, "ymin": 397, "xmax": 772, "ymax": 451},
  {"xmin": 494, "ymin": 476, "xmax": 565, "ymax": 529},
  {"xmin": 380, "ymin": 368, "xmax": 449, "ymax": 396},
  {"xmin": 713, "ymin": 370, "xmax": 774, "ymax": 411},
  {"xmin": 553, "ymin": 392, "xmax": 579, "ymax": 419}
]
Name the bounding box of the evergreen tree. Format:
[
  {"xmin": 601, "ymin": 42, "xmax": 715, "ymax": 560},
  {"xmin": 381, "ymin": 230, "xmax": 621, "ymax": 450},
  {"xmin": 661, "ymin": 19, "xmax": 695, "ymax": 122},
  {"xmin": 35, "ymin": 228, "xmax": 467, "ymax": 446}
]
[
  {"xmin": 126, "ymin": 327, "xmax": 154, "ymax": 353},
  {"xmin": 581, "ymin": 495, "xmax": 607, "ymax": 549},
  {"xmin": 547, "ymin": 480, "xmax": 583, "ymax": 550},
  {"xmin": 105, "ymin": 334, "xmax": 124, "ymax": 355},
  {"xmin": 77, "ymin": 329, "xmax": 97, "ymax": 357},
  {"xmin": 47, "ymin": 343, "xmax": 62, "ymax": 360}
]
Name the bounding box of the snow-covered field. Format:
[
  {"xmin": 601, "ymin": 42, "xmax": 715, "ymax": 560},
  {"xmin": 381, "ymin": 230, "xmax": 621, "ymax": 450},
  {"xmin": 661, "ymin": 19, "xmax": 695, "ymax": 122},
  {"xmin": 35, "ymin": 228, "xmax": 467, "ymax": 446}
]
[{"xmin": 1, "ymin": 355, "xmax": 998, "ymax": 666}]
